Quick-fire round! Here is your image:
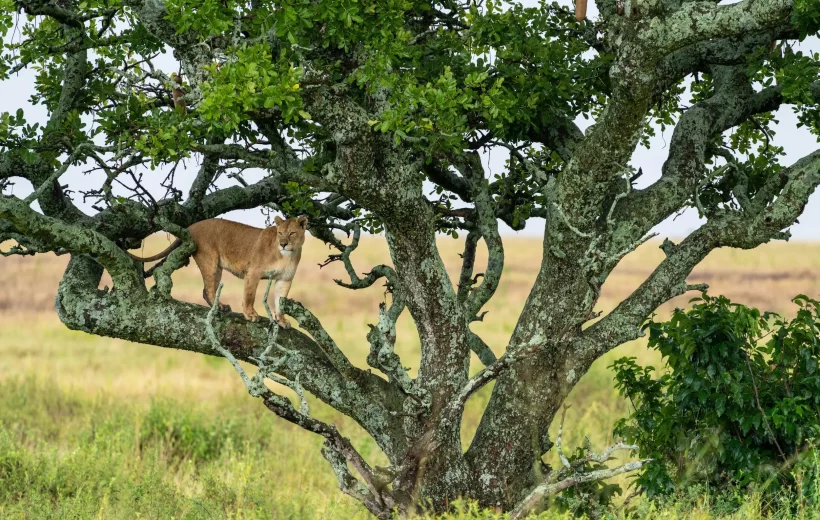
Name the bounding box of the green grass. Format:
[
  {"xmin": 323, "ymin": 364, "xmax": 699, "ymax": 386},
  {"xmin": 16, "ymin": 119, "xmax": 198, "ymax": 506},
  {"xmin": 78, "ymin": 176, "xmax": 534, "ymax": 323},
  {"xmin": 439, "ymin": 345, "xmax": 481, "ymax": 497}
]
[
  {"xmin": 0, "ymin": 376, "xmax": 371, "ymax": 520},
  {"xmin": 3, "ymin": 376, "xmax": 818, "ymax": 520}
]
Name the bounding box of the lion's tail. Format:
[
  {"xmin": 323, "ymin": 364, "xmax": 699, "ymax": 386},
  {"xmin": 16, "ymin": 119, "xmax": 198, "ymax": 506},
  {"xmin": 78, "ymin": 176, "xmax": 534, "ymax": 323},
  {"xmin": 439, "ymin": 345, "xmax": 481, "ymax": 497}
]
[{"xmin": 127, "ymin": 239, "xmax": 182, "ymax": 263}]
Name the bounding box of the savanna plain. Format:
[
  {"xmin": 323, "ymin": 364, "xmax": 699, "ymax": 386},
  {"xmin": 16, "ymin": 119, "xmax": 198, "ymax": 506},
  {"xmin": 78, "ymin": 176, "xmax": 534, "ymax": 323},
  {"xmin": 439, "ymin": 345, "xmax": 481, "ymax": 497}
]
[{"xmin": 2, "ymin": 234, "xmax": 820, "ymax": 519}]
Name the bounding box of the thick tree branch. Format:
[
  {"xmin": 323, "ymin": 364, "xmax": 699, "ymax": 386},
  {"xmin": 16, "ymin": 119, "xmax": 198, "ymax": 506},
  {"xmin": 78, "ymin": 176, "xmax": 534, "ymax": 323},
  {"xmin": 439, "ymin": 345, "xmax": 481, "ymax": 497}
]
[
  {"xmin": 424, "ymin": 160, "xmax": 473, "ymax": 202},
  {"xmin": 0, "ymin": 196, "xmax": 143, "ymax": 291},
  {"xmin": 621, "ymin": 66, "xmax": 800, "ymax": 236},
  {"xmin": 149, "ymin": 217, "xmax": 196, "ymax": 294},
  {"xmin": 456, "ymin": 230, "xmax": 480, "ymax": 304},
  {"xmin": 280, "ymin": 299, "xmax": 361, "ymax": 380},
  {"xmin": 525, "ymin": 117, "xmax": 585, "ymax": 164},
  {"xmin": 23, "ymin": 25, "xmax": 92, "ymax": 225},
  {"xmin": 588, "ymin": 149, "xmax": 820, "ymax": 356},
  {"xmin": 55, "ymin": 255, "xmax": 410, "ymax": 461},
  {"xmin": 454, "ymin": 153, "xmax": 504, "ymax": 320},
  {"xmin": 186, "ymin": 150, "xmax": 222, "ymax": 208},
  {"xmin": 203, "ymin": 284, "xmax": 399, "ymax": 518},
  {"xmin": 653, "ymin": 28, "xmax": 793, "ymax": 101},
  {"xmin": 16, "ymin": 0, "xmax": 83, "ymax": 27},
  {"xmin": 647, "ymin": 0, "xmax": 795, "ymax": 56}
]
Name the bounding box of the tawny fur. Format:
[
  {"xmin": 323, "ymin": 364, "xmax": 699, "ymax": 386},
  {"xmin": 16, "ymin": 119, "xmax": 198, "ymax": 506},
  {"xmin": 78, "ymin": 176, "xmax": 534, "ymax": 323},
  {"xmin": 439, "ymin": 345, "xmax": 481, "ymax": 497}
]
[
  {"xmin": 128, "ymin": 216, "xmax": 308, "ymax": 327},
  {"xmin": 575, "ymin": 0, "xmax": 587, "ymax": 20}
]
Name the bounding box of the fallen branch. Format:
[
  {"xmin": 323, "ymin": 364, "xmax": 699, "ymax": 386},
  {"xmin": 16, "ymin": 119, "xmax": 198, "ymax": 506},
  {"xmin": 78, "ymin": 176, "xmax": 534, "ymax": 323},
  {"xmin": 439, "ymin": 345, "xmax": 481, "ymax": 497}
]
[
  {"xmin": 508, "ymin": 406, "xmax": 649, "ymax": 520},
  {"xmin": 508, "ymin": 458, "xmax": 650, "ymax": 520}
]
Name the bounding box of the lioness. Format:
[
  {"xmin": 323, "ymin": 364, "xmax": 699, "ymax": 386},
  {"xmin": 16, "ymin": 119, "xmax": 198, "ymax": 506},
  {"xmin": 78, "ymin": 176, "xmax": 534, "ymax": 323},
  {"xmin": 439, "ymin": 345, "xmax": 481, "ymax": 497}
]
[{"xmin": 128, "ymin": 216, "xmax": 308, "ymax": 327}]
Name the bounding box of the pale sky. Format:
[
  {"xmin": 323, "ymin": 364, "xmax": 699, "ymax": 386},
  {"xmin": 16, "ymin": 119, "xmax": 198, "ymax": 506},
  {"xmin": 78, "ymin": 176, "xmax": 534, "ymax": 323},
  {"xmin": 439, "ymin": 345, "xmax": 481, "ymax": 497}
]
[{"xmin": 2, "ymin": 1, "xmax": 818, "ymax": 239}]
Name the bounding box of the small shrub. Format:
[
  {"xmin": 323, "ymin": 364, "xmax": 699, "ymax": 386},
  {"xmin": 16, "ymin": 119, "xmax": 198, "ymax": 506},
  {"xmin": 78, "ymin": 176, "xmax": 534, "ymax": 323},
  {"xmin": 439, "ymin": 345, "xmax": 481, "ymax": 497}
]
[{"xmin": 611, "ymin": 293, "xmax": 820, "ymax": 502}]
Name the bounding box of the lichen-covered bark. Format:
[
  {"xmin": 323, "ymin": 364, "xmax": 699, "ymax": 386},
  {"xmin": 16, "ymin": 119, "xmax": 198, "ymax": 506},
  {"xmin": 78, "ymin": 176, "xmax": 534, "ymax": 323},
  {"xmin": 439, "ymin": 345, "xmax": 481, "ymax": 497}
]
[
  {"xmin": 56, "ymin": 254, "xmax": 410, "ymax": 460},
  {"xmin": 384, "ymin": 215, "xmax": 473, "ymax": 506},
  {"xmin": 462, "ymin": 0, "xmax": 816, "ymax": 508},
  {"xmin": 465, "ymin": 229, "xmax": 594, "ymax": 506}
]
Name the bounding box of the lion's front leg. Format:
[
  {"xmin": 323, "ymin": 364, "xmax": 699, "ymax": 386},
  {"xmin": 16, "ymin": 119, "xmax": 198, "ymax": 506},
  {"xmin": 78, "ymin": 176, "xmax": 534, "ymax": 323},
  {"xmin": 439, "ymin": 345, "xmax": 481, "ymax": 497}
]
[
  {"xmin": 273, "ymin": 279, "xmax": 292, "ymax": 329},
  {"xmin": 242, "ymin": 271, "xmax": 262, "ymax": 322}
]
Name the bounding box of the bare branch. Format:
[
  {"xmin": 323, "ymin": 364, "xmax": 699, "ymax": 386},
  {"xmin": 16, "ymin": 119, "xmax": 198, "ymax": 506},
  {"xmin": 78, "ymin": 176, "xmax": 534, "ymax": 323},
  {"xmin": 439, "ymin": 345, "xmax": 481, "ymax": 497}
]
[
  {"xmin": 744, "ymin": 351, "xmax": 787, "ymax": 462},
  {"xmin": 204, "ymin": 284, "xmax": 398, "ymax": 518},
  {"xmin": 508, "ymin": 459, "xmax": 650, "ymax": 520},
  {"xmin": 24, "ymin": 144, "xmax": 95, "ymax": 205},
  {"xmin": 332, "ymin": 224, "xmax": 399, "ymax": 291},
  {"xmin": 507, "ymin": 404, "xmax": 647, "ymax": 520},
  {"xmin": 279, "ymin": 299, "xmax": 360, "ymax": 379}
]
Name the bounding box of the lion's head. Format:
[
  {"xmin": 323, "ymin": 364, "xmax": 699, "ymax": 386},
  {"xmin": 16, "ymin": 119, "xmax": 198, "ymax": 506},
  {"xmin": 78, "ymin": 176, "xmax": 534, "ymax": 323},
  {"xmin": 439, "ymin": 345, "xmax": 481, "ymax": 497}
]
[{"xmin": 274, "ymin": 215, "xmax": 308, "ymax": 256}]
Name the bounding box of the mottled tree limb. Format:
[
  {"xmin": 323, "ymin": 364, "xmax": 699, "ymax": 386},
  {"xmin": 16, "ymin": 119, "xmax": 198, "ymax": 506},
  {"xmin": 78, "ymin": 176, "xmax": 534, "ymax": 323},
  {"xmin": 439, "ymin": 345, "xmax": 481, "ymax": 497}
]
[
  {"xmin": 204, "ymin": 284, "xmax": 399, "ymax": 518},
  {"xmin": 0, "ymin": 195, "xmax": 143, "ymax": 291},
  {"xmin": 587, "ymin": 150, "xmax": 820, "ymax": 358},
  {"xmin": 55, "ymin": 255, "xmax": 410, "ymax": 460},
  {"xmin": 456, "ymin": 230, "xmax": 480, "ymax": 304},
  {"xmin": 186, "ymin": 148, "xmax": 222, "ymax": 208},
  {"xmin": 647, "ymin": 0, "xmax": 796, "ymax": 56},
  {"xmin": 618, "ymin": 66, "xmax": 804, "ymax": 239},
  {"xmin": 454, "ymin": 152, "xmax": 504, "ymax": 320},
  {"xmin": 279, "ymin": 299, "xmax": 362, "ymax": 380},
  {"xmin": 149, "ymin": 218, "xmax": 196, "ymax": 295}
]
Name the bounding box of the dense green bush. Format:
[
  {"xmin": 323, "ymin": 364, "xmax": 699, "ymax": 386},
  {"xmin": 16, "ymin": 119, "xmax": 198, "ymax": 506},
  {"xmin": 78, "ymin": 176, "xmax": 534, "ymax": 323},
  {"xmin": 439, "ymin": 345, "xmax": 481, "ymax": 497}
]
[{"xmin": 611, "ymin": 293, "xmax": 820, "ymax": 502}]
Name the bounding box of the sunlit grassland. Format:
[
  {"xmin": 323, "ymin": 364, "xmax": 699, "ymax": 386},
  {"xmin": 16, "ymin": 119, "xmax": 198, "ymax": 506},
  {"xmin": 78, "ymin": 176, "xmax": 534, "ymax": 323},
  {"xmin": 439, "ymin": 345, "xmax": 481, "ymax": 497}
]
[{"xmin": 2, "ymin": 234, "xmax": 820, "ymax": 518}]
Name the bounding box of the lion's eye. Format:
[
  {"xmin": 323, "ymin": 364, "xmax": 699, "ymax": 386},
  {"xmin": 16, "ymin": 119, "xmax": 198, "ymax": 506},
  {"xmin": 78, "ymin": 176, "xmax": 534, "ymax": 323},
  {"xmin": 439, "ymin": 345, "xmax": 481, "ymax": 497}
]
[{"xmin": 289, "ymin": 232, "xmax": 295, "ymax": 236}]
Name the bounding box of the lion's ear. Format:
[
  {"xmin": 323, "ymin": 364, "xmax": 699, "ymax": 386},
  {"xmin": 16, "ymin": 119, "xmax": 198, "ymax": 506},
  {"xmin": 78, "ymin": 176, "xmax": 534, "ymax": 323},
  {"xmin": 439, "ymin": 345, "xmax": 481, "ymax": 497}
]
[
  {"xmin": 274, "ymin": 216, "xmax": 284, "ymax": 226},
  {"xmin": 296, "ymin": 215, "xmax": 308, "ymax": 229}
]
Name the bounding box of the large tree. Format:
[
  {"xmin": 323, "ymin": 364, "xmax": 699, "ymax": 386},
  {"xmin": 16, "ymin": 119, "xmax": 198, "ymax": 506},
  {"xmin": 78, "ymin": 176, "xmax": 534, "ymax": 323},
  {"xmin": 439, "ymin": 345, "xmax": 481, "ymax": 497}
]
[{"xmin": 1, "ymin": 0, "xmax": 819, "ymax": 515}]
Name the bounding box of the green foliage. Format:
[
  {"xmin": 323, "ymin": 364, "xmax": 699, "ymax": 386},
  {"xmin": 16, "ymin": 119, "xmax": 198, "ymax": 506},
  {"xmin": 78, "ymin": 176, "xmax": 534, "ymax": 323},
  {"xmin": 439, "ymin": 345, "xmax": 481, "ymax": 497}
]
[
  {"xmin": 0, "ymin": 0, "xmax": 815, "ymax": 237},
  {"xmin": 198, "ymin": 45, "xmax": 308, "ymax": 130},
  {"xmin": 612, "ymin": 294, "xmax": 820, "ymax": 500},
  {"xmin": 793, "ymin": 0, "xmax": 820, "ymax": 39},
  {"xmin": 165, "ymin": 0, "xmax": 235, "ymax": 37}
]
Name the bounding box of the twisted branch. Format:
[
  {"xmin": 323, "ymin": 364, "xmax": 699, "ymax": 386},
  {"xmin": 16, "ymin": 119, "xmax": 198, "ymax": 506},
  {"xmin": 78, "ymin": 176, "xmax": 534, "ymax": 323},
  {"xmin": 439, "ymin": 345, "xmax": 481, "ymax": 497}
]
[
  {"xmin": 204, "ymin": 284, "xmax": 398, "ymax": 519},
  {"xmin": 508, "ymin": 406, "xmax": 648, "ymax": 520}
]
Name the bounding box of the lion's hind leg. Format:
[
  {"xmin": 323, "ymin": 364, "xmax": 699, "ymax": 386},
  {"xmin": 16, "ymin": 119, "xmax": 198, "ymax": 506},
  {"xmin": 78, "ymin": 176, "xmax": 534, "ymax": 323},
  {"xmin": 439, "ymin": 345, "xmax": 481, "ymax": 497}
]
[{"xmin": 195, "ymin": 254, "xmax": 231, "ymax": 312}]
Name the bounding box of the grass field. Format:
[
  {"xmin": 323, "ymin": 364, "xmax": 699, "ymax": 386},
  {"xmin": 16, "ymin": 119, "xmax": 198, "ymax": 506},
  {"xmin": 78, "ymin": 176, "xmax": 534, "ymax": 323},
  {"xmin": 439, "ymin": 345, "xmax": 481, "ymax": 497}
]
[{"xmin": 2, "ymin": 234, "xmax": 820, "ymax": 519}]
